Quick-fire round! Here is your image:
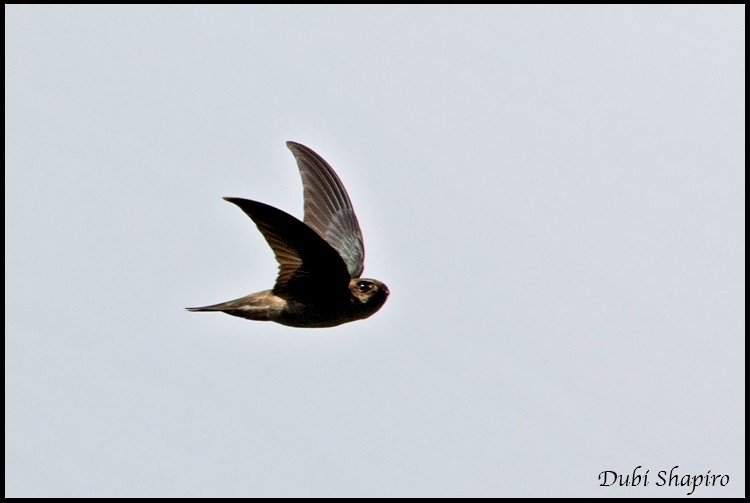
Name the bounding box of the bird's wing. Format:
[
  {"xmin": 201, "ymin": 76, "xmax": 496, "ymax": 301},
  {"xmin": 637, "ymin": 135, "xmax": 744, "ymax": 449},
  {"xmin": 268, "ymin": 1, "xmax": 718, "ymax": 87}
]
[
  {"xmin": 224, "ymin": 198, "xmax": 351, "ymax": 300},
  {"xmin": 286, "ymin": 141, "xmax": 365, "ymax": 278}
]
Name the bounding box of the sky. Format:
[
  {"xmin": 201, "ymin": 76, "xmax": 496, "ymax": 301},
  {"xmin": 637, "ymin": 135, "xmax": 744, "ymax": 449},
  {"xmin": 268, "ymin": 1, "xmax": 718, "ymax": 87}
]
[{"xmin": 5, "ymin": 5, "xmax": 745, "ymax": 497}]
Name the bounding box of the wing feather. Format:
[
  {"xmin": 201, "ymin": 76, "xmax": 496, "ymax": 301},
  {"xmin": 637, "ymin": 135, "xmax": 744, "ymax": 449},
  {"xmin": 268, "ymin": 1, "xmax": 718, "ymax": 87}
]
[
  {"xmin": 223, "ymin": 197, "xmax": 351, "ymax": 300},
  {"xmin": 286, "ymin": 141, "xmax": 366, "ymax": 278}
]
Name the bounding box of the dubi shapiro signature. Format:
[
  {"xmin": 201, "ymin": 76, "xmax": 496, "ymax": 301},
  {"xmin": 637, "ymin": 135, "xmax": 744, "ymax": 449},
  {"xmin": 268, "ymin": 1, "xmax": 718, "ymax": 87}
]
[{"xmin": 598, "ymin": 466, "xmax": 729, "ymax": 496}]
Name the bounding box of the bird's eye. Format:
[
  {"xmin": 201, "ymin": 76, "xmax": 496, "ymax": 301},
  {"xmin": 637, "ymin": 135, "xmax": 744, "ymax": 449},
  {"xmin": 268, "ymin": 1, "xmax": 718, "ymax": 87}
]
[{"xmin": 356, "ymin": 281, "xmax": 373, "ymax": 293}]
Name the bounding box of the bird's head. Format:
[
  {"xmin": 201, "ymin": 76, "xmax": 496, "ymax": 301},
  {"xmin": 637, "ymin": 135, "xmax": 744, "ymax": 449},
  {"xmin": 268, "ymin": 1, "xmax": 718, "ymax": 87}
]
[{"xmin": 348, "ymin": 278, "xmax": 389, "ymax": 318}]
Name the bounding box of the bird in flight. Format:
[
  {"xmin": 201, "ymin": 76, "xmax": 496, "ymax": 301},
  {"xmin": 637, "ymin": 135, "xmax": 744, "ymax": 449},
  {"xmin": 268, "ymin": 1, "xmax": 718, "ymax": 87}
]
[{"xmin": 187, "ymin": 141, "xmax": 389, "ymax": 328}]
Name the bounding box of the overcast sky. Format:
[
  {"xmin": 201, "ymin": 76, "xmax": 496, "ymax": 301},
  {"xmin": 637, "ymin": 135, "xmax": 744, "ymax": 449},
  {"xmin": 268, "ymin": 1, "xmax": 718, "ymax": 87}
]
[{"xmin": 5, "ymin": 5, "xmax": 745, "ymax": 497}]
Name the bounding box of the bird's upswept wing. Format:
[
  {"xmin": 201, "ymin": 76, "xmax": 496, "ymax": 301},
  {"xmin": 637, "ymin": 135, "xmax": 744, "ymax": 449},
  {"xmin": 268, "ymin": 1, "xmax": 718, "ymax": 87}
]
[
  {"xmin": 224, "ymin": 197, "xmax": 351, "ymax": 300},
  {"xmin": 286, "ymin": 141, "xmax": 365, "ymax": 278}
]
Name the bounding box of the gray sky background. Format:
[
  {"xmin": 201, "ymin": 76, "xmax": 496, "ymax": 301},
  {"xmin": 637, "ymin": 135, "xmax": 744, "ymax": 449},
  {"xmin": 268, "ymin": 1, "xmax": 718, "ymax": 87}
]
[{"xmin": 5, "ymin": 5, "xmax": 745, "ymax": 497}]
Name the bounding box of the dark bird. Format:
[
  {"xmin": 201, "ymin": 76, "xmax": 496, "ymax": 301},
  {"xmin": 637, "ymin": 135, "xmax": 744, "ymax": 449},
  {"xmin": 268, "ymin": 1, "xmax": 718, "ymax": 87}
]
[{"xmin": 187, "ymin": 141, "xmax": 389, "ymax": 328}]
